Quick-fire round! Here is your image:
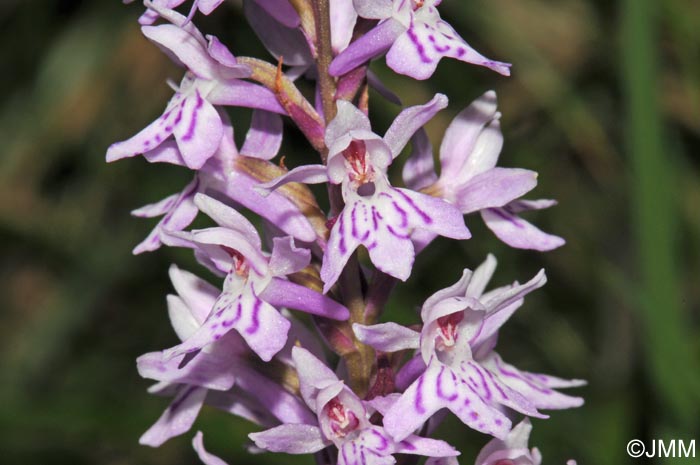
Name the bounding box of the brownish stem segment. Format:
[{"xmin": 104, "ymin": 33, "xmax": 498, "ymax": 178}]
[
  {"xmin": 311, "ymin": 0, "xmax": 374, "ymax": 396},
  {"xmin": 312, "ymin": 0, "xmax": 337, "ymax": 127}
]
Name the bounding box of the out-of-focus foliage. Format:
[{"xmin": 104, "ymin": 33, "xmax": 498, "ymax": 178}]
[{"xmin": 0, "ymin": 0, "xmax": 698, "ymax": 464}]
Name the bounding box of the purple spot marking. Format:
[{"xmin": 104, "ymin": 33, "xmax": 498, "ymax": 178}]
[
  {"xmin": 399, "ymin": 439, "xmax": 417, "ymax": 451},
  {"xmin": 456, "ymin": 48, "xmax": 466, "ymax": 57},
  {"xmin": 371, "ymin": 206, "xmax": 380, "ymax": 231},
  {"xmin": 497, "ymin": 359, "xmax": 552, "ymax": 394},
  {"xmin": 338, "ymin": 212, "xmax": 347, "ymax": 254},
  {"xmin": 370, "ymin": 430, "xmax": 389, "ymax": 451},
  {"xmin": 182, "ymin": 92, "xmax": 204, "ymax": 142},
  {"xmin": 394, "ymin": 189, "xmax": 433, "ymax": 224},
  {"xmin": 351, "ymin": 204, "xmax": 359, "ymax": 239},
  {"xmin": 245, "ymin": 298, "xmax": 262, "ymax": 334},
  {"xmin": 386, "ymin": 224, "xmax": 411, "ymax": 240},
  {"xmin": 391, "ymin": 201, "xmax": 409, "ymax": 228},
  {"xmin": 484, "ymin": 368, "xmax": 509, "ymax": 400},
  {"xmin": 407, "ymin": 26, "xmax": 432, "ymax": 64},
  {"xmin": 436, "ymin": 366, "xmax": 458, "ymax": 401},
  {"xmin": 470, "ymin": 411, "xmax": 479, "ymax": 420}
]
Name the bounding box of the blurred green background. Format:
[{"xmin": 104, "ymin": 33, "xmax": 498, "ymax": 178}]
[{"xmin": 1, "ymin": 0, "xmax": 698, "ymax": 464}]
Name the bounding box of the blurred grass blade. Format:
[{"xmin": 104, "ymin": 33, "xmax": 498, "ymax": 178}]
[{"xmin": 620, "ymin": 0, "xmax": 699, "ymax": 427}]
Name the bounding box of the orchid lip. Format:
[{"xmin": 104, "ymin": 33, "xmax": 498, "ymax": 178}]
[{"xmin": 324, "ymin": 397, "xmax": 361, "ymax": 439}]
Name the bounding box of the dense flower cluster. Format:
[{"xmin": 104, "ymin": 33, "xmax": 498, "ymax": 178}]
[{"xmin": 109, "ymin": 1, "xmax": 583, "ymax": 464}]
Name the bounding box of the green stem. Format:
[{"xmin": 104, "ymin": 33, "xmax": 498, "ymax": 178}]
[{"xmin": 621, "ymin": 0, "xmax": 699, "ymax": 427}]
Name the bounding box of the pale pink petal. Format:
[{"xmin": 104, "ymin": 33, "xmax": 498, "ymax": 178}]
[
  {"xmin": 192, "ymin": 431, "xmax": 230, "ymax": 465},
  {"xmin": 329, "ymin": 18, "xmax": 405, "ymax": 76},
  {"xmin": 396, "ymin": 435, "xmax": 459, "ymax": 457},
  {"xmin": 254, "ymin": 0, "xmax": 301, "ymax": 28},
  {"xmin": 481, "ymin": 208, "xmax": 565, "ymax": 251},
  {"xmin": 353, "ymin": 322, "xmax": 420, "ymax": 352},
  {"xmin": 268, "ymin": 236, "xmax": 311, "ymax": 276},
  {"xmin": 208, "ymin": 80, "xmax": 286, "ymax": 114},
  {"xmin": 244, "ymin": 0, "xmax": 311, "ymax": 66},
  {"xmin": 320, "ymin": 204, "xmax": 362, "ymax": 293},
  {"xmin": 383, "ymin": 361, "xmax": 511, "ymax": 441},
  {"xmin": 256, "ymin": 164, "xmax": 329, "ymax": 195},
  {"xmin": 163, "ymin": 288, "xmax": 290, "ymax": 362},
  {"xmin": 140, "ymin": 386, "xmax": 207, "ymax": 447},
  {"xmin": 465, "ymin": 254, "xmax": 497, "ymax": 299},
  {"xmin": 438, "ymin": 91, "xmax": 501, "ymax": 185},
  {"xmin": 483, "ymin": 354, "xmax": 585, "ymax": 410},
  {"xmin": 142, "ymin": 24, "xmax": 220, "ymax": 80},
  {"xmin": 402, "ymin": 129, "xmax": 437, "ymax": 191},
  {"xmin": 261, "ymin": 278, "xmax": 350, "ymax": 320},
  {"xmin": 250, "ymin": 424, "xmax": 328, "ymax": 454},
  {"xmin": 386, "ymin": 20, "xmax": 510, "ymax": 80},
  {"xmin": 394, "ymin": 188, "xmax": 471, "ymax": 240},
  {"xmin": 193, "ymin": 194, "xmax": 262, "ymax": 249},
  {"xmin": 352, "ymin": 0, "xmax": 392, "ymax": 19},
  {"xmin": 384, "ymin": 94, "xmax": 447, "ymax": 158},
  {"xmin": 330, "ymin": 0, "xmax": 358, "ymax": 53},
  {"xmin": 456, "ymin": 168, "xmax": 537, "ymax": 214},
  {"xmin": 240, "ymin": 110, "xmax": 283, "ymax": 160},
  {"xmin": 136, "ymin": 351, "xmax": 237, "ymax": 391},
  {"xmin": 172, "ymin": 92, "xmax": 223, "ymax": 169}
]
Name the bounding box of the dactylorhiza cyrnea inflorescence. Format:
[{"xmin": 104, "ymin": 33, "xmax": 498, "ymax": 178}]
[{"xmin": 108, "ymin": 1, "xmax": 583, "ymax": 464}]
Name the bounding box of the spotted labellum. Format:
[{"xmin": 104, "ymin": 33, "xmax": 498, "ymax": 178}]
[{"xmin": 108, "ymin": 1, "xmax": 584, "ymax": 464}]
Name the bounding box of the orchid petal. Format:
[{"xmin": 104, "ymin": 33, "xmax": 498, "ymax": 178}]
[
  {"xmin": 254, "ymin": 0, "xmax": 301, "ymax": 28},
  {"xmin": 140, "ymin": 386, "xmax": 207, "ymax": 447},
  {"xmin": 483, "ymin": 354, "xmax": 585, "ymax": 410},
  {"xmin": 397, "ymin": 435, "xmax": 459, "ymax": 457},
  {"xmin": 132, "ymin": 179, "xmax": 199, "ymax": 255},
  {"xmin": 320, "ymin": 205, "xmax": 362, "ymax": 293},
  {"xmin": 193, "ymin": 431, "xmax": 230, "ymax": 465},
  {"xmin": 137, "ymin": 351, "xmax": 237, "ymax": 391},
  {"xmin": 256, "ymin": 164, "xmax": 329, "ymax": 195},
  {"xmin": 269, "ymin": 237, "xmax": 311, "ymax": 276},
  {"xmin": 330, "ymin": 0, "xmax": 358, "ymax": 53},
  {"xmin": 234, "ymin": 363, "xmax": 317, "ymax": 425},
  {"xmin": 383, "ymin": 361, "xmax": 511, "ymax": 441},
  {"xmin": 329, "ymin": 18, "xmax": 405, "ymax": 76},
  {"xmin": 193, "ymin": 194, "xmax": 262, "ymax": 250},
  {"xmin": 292, "ymin": 346, "xmax": 339, "ymax": 409},
  {"xmin": 465, "ymin": 254, "xmax": 497, "ymax": 299},
  {"xmin": 143, "ymin": 140, "xmax": 187, "ymax": 165},
  {"xmin": 142, "ymin": 24, "xmax": 221, "ymax": 80},
  {"xmin": 172, "ymin": 92, "xmax": 224, "ymax": 169},
  {"xmin": 481, "ymin": 208, "xmax": 565, "ymax": 251},
  {"xmin": 456, "ymin": 168, "xmax": 537, "ymax": 214},
  {"xmin": 352, "ymin": 0, "xmax": 392, "ymax": 19},
  {"xmin": 261, "ymin": 278, "xmax": 350, "ymax": 320},
  {"xmin": 244, "ymin": 0, "xmax": 311, "ymax": 66},
  {"xmin": 353, "ymin": 322, "xmax": 420, "ymax": 352},
  {"xmin": 250, "ymin": 424, "xmax": 327, "ymax": 454},
  {"xmin": 439, "ymin": 91, "xmax": 501, "ymax": 184},
  {"xmin": 208, "ymin": 80, "xmax": 286, "ymax": 114},
  {"xmin": 384, "ymin": 94, "xmax": 447, "ymax": 158},
  {"xmin": 240, "ymin": 110, "xmax": 283, "ymax": 160},
  {"xmin": 386, "ymin": 20, "xmax": 511, "ymax": 80},
  {"xmin": 164, "ymin": 288, "xmax": 290, "ymax": 362},
  {"xmin": 402, "ymin": 129, "xmax": 437, "ymax": 191}
]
